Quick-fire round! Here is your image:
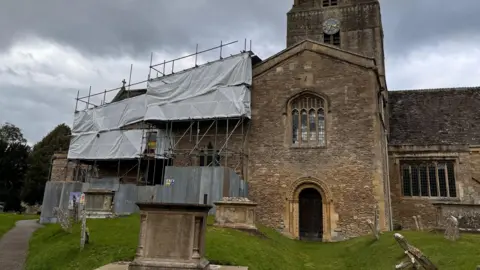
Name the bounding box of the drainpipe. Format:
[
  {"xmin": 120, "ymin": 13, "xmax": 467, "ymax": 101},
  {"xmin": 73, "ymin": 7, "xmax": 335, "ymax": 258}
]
[{"xmin": 385, "ymin": 134, "xmax": 393, "ymax": 231}]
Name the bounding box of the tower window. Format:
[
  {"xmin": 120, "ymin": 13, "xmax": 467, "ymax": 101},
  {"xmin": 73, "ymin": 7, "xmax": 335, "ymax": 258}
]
[
  {"xmin": 324, "ymin": 32, "xmax": 340, "ymax": 46},
  {"xmin": 322, "ymin": 0, "xmax": 338, "ymax": 7}
]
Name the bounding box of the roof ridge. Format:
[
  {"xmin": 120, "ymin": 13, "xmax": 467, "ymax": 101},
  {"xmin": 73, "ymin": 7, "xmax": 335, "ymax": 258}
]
[{"xmin": 391, "ymin": 86, "xmax": 480, "ymax": 93}]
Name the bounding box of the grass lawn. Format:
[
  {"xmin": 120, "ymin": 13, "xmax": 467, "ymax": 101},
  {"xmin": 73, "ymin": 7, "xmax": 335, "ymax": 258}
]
[
  {"xmin": 0, "ymin": 213, "xmax": 39, "ymax": 238},
  {"xmin": 26, "ymin": 214, "xmax": 480, "ymax": 270}
]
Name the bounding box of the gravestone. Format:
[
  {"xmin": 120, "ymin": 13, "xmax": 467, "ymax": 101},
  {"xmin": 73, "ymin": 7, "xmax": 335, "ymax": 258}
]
[
  {"xmin": 394, "ymin": 233, "xmax": 438, "ymax": 270},
  {"xmin": 214, "ymin": 197, "xmax": 258, "ymax": 231},
  {"xmin": 129, "ymin": 202, "xmax": 212, "ymax": 270},
  {"xmin": 84, "ymin": 189, "xmax": 115, "ymax": 219},
  {"xmin": 417, "ymin": 215, "xmax": 424, "ymax": 231},
  {"xmin": 53, "ymin": 207, "xmax": 72, "ymax": 233},
  {"xmin": 412, "ymin": 215, "xmax": 424, "ymax": 231},
  {"xmin": 367, "ymin": 205, "xmax": 380, "ymax": 240},
  {"xmin": 444, "ymin": 216, "xmax": 460, "ymax": 241},
  {"xmin": 80, "ymin": 193, "xmax": 90, "ymax": 249}
]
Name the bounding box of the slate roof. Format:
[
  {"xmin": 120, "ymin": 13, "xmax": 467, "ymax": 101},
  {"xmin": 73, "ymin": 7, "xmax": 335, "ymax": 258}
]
[{"xmin": 389, "ymin": 87, "xmax": 480, "ymax": 146}]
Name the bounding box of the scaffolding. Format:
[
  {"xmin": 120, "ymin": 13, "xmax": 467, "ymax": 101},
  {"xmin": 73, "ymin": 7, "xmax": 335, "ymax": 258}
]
[{"xmin": 68, "ymin": 39, "xmax": 256, "ymax": 185}]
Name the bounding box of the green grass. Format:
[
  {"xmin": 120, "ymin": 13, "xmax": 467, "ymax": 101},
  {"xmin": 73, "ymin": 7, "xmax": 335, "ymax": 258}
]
[
  {"xmin": 0, "ymin": 213, "xmax": 39, "ymax": 238},
  {"xmin": 26, "ymin": 215, "xmax": 480, "ymax": 270}
]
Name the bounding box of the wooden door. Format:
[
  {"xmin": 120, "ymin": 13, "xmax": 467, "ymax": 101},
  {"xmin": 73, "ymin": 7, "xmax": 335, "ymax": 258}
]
[{"xmin": 299, "ymin": 188, "xmax": 323, "ymax": 241}]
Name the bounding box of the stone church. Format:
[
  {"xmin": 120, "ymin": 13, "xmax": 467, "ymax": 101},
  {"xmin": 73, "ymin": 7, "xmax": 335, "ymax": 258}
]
[
  {"xmin": 48, "ymin": 0, "xmax": 480, "ymax": 242},
  {"xmin": 253, "ymin": 0, "xmax": 480, "ymax": 241}
]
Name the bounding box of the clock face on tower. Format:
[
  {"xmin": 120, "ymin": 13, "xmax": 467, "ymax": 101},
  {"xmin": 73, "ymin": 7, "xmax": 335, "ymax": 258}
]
[{"xmin": 323, "ymin": 18, "xmax": 341, "ymax": 35}]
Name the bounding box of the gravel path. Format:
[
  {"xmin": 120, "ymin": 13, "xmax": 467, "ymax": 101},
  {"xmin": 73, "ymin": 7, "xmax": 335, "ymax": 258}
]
[{"xmin": 0, "ymin": 219, "xmax": 42, "ymax": 270}]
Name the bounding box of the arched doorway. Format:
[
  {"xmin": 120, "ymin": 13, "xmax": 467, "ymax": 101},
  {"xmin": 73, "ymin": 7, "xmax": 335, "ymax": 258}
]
[{"xmin": 299, "ymin": 188, "xmax": 323, "ymax": 241}]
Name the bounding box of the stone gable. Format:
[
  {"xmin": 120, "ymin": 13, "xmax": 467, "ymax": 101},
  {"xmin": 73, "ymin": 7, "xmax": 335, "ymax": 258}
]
[{"xmin": 248, "ymin": 41, "xmax": 388, "ymax": 240}]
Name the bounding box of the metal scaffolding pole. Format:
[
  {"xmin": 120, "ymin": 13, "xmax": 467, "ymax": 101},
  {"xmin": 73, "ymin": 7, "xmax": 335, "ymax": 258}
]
[
  {"xmin": 188, "ymin": 120, "xmax": 215, "ymax": 156},
  {"xmin": 225, "ymin": 118, "xmax": 229, "ymax": 167},
  {"xmin": 85, "ymin": 86, "xmax": 92, "ymax": 110},
  {"xmin": 74, "ymin": 90, "xmax": 80, "ymax": 112}
]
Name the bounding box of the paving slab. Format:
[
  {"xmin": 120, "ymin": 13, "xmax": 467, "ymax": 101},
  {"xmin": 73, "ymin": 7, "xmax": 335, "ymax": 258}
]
[
  {"xmin": 0, "ymin": 219, "xmax": 42, "ymax": 270},
  {"xmin": 96, "ymin": 262, "xmax": 248, "ymax": 270}
]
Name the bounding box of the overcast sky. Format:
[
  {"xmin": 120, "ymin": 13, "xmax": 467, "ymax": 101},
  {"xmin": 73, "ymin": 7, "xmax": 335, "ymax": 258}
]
[{"xmin": 1, "ymin": 0, "xmax": 480, "ymax": 144}]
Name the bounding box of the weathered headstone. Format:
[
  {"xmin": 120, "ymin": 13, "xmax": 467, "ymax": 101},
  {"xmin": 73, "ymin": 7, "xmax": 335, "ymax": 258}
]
[
  {"xmin": 413, "ymin": 215, "xmax": 420, "ymax": 231},
  {"xmin": 444, "ymin": 215, "xmax": 460, "ymax": 241},
  {"xmin": 367, "ymin": 205, "xmax": 380, "ymax": 240},
  {"xmin": 83, "ymin": 189, "xmax": 114, "ymax": 219},
  {"xmin": 394, "ymin": 233, "xmax": 438, "ymax": 270},
  {"xmin": 417, "ymin": 215, "xmax": 424, "ymax": 231},
  {"xmin": 214, "ymin": 197, "xmax": 258, "ymax": 231},
  {"xmin": 129, "ymin": 203, "xmax": 212, "ymax": 270},
  {"xmin": 53, "ymin": 207, "xmax": 72, "ymax": 233},
  {"xmin": 80, "ymin": 194, "xmax": 90, "ymax": 250}
]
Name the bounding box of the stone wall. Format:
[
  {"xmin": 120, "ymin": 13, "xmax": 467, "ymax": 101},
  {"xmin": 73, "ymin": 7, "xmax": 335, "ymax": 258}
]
[
  {"xmin": 389, "ymin": 145, "xmax": 480, "ymax": 230},
  {"xmin": 248, "ymin": 43, "xmax": 388, "ymax": 241},
  {"xmin": 50, "ymin": 153, "xmax": 76, "ymax": 182}
]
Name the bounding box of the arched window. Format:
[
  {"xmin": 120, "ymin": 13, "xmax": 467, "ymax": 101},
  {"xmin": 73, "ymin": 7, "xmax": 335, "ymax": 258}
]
[{"xmin": 291, "ymin": 94, "xmax": 326, "ymax": 147}]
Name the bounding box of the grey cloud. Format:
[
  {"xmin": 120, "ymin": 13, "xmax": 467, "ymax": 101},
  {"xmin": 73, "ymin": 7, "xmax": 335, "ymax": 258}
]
[
  {"xmin": 0, "ymin": 0, "xmax": 290, "ymax": 59},
  {"xmin": 0, "ymin": 85, "xmax": 76, "ymax": 143},
  {"xmin": 2, "ymin": 0, "xmax": 480, "ymax": 59},
  {"xmin": 381, "ymin": 0, "xmax": 480, "ymax": 55}
]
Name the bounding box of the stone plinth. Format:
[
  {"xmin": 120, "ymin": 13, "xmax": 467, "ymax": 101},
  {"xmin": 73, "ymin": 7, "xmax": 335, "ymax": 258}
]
[
  {"xmin": 213, "ymin": 198, "xmax": 257, "ymax": 231},
  {"xmin": 129, "ymin": 203, "xmax": 212, "ymax": 270},
  {"xmin": 84, "ymin": 189, "xmax": 114, "ymax": 219}
]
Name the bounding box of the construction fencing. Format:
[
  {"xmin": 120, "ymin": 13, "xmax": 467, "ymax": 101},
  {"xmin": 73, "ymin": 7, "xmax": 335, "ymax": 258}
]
[{"xmin": 40, "ymin": 166, "xmax": 248, "ymax": 224}]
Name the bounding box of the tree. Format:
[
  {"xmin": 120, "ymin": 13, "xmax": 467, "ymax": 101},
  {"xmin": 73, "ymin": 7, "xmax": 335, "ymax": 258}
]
[
  {"xmin": 0, "ymin": 123, "xmax": 30, "ymax": 211},
  {"xmin": 0, "ymin": 122, "xmax": 27, "ymax": 144},
  {"xmin": 21, "ymin": 124, "xmax": 71, "ymax": 205}
]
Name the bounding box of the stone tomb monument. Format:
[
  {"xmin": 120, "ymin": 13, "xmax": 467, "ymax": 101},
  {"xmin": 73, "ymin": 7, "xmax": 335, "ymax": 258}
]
[
  {"xmin": 84, "ymin": 189, "xmax": 114, "ymax": 219},
  {"xmin": 129, "ymin": 202, "xmax": 212, "ymax": 270},
  {"xmin": 213, "ymin": 197, "xmax": 257, "ymax": 231}
]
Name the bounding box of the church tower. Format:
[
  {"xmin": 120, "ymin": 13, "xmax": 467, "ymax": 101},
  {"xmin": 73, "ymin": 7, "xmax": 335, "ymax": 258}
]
[{"xmin": 286, "ymin": 0, "xmax": 386, "ymax": 86}]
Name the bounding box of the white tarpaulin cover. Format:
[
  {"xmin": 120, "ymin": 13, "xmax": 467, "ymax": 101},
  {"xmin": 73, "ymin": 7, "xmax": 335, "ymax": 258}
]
[
  {"xmin": 68, "ymin": 130, "xmax": 144, "ymax": 160},
  {"xmin": 68, "ymin": 129, "xmax": 173, "ymax": 160},
  {"xmin": 144, "ymin": 85, "xmax": 250, "ymax": 121},
  {"xmin": 145, "ymin": 52, "xmax": 252, "ymax": 121},
  {"xmin": 68, "ymin": 52, "xmax": 252, "ymax": 160},
  {"xmin": 72, "ymin": 94, "xmax": 146, "ymax": 134}
]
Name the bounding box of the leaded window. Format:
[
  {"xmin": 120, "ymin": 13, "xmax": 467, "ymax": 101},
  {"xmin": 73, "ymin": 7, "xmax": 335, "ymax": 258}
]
[
  {"xmin": 401, "ymin": 161, "xmax": 457, "ymax": 198},
  {"xmin": 324, "ymin": 32, "xmax": 340, "ymax": 46},
  {"xmin": 291, "ymin": 94, "xmax": 326, "ymax": 147},
  {"xmin": 322, "ymin": 0, "xmax": 338, "ymax": 7}
]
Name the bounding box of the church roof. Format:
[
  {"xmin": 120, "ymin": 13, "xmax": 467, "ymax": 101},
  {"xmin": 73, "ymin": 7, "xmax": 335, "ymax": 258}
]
[{"xmin": 389, "ymin": 87, "xmax": 480, "ymax": 146}]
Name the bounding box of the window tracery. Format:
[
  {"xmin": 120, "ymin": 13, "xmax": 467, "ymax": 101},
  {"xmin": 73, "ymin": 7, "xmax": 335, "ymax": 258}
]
[{"xmin": 290, "ymin": 94, "xmax": 326, "ymax": 147}]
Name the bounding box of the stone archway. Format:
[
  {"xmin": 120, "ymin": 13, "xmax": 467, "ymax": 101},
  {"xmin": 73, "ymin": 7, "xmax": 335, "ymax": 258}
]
[{"xmin": 284, "ymin": 178, "xmax": 336, "ymax": 242}]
